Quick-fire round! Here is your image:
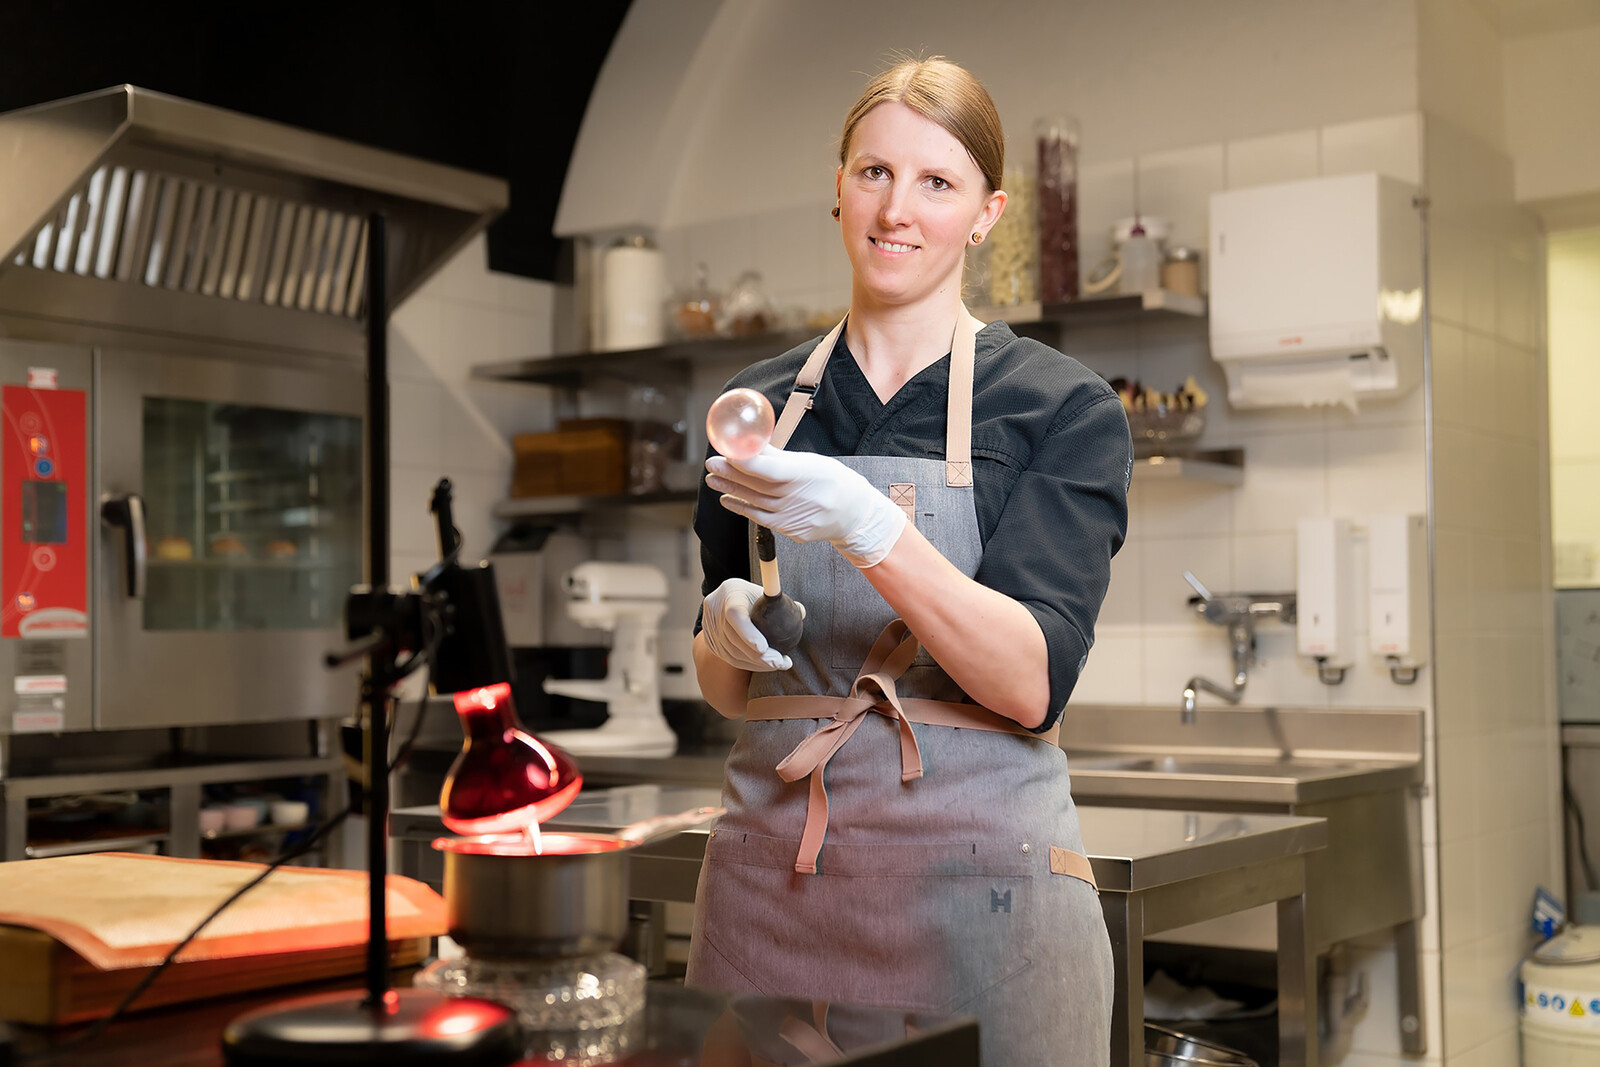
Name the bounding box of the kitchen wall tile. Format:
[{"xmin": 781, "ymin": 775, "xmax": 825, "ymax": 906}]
[
  {"xmin": 1224, "ymin": 626, "xmax": 1316, "ymax": 709},
  {"xmin": 1098, "ymin": 538, "xmax": 1142, "ymax": 627},
  {"xmin": 439, "ymin": 385, "xmax": 513, "ymax": 477},
  {"xmin": 1075, "ymin": 158, "xmax": 1135, "ymax": 290},
  {"xmin": 1496, "ymin": 343, "xmax": 1538, "ymax": 447},
  {"xmin": 1323, "ymin": 374, "xmax": 1428, "ymax": 431},
  {"xmin": 1463, "ymin": 329, "xmax": 1499, "ymax": 437},
  {"xmin": 1427, "ymin": 220, "xmax": 1468, "ymax": 329},
  {"xmin": 1231, "ymin": 531, "xmax": 1297, "ymax": 593},
  {"xmin": 1134, "ymin": 143, "xmax": 1225, "ymax": 260},
  {"xmin": 1496, "ymin": 234, "xmax": 1537, "ymax": 349},
  {"xmin": 1328, "ymin": 658, "xmax": 1420, "ymax": 710},
  {"xmin": 1441, "ymin": 936, "xmax": 1493, "ymax": 1054},
  {"xmin": 495, "ymin": 270, "xmax": 554, "ymax": 317},
  {"xmin": 1430, "ymin": 425, "xmax": 1472, "ymax": 532},
  {"xmin": 435, "ymin": 300, "xmax": 499, "ymax": 378},
  {"xmin": 1430, "ymin": 320, "xmax": 1466, "ymax": 430},
  {"xmin": 1331, "ymin": 1053, "xmax": 1410, "ymax": 1066},
  {"xmin": 1448, "ymin": 1030, "xmax": 1518, "ymax": 1067},
  {"xmin": 389, "ymin": 296, "xmax": 442, "ymax": 384},
  {"xmin": 499, "ymin": 308, "xmax": 550, "ymax": 362},
  {"xmin": 418, "ymin": 233, "xmax": 492, "ymax": 305},
  {"xmin": 390, "ymin": 380, "xmax": 443, "ymax": 467},
  {"xmin": 1139, "ymin": 626, "xmax": 1230, "ymax": 708},
  {"xmin": 1432, "ymin": 633, "xmax": 1475, "ymax": 739},
  {"xmin": 390, "ymin": 462, "xmax": 444, "ymax": 557},
  {"xmin": 1073, "ymin": 628, "xmax": 1141, "ymax": 704},
  {"xmin": 489, "ymin": 383, "xmax": 557, "ymax": 440},
  {"xmin": 1326, "ymin": 422, "xmax": 1427, "ymax": 518},
  {"xmin": 1473, "ymin": 824, "xmax": 1520, "ymax": 936},
  {"xmin": 1319, "ymin": 113, "xmax": 1422, "ymax": 185},
  {"xmin": 1434, "ymin": 731, "xmax": 1479, "ymax": 843},
  {"xmin": 1131, "ymin": 479, "xmax": 1235, "ymax": 539},
  {"xmin": 443, "ymin": 469, "xmax": 510, "ymax": 562},
  {"xmin": 1141, "ymin": 534, "xmax": 1232, "ymax": 626},
  {"xmin": 1224, "ymin": 129, "xmax": 1320, "ymax": 190},
  {"xmin": 1432, "ymin": 527, "xmax": 1473, "ymax": 636},
  {"xmin": 1230, "ymin": 431, "xmax": 1328, "ymax": 535},
  {"xmin": 1463, "ymin": 227, "xmax": 1498, "ymax": 339},
  {"xmin": 755, "ymin": 203, "xmax": 825, "ymax": 305},
  {"xmin": 1440, "ymin": 838, "xmax": 1484, "ymax": 947}
]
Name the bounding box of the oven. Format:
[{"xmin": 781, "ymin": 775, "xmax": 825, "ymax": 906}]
[{"xmin": 0, "ymin": 85, "xmax": 506, "ymax": 751}]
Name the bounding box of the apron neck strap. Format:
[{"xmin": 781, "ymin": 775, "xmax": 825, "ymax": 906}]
[{"xmin": 770, "ymin": 311, "xmax": 978, "ymax": 489}]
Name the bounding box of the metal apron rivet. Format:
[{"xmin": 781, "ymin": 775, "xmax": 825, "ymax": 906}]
[{"xmin": 1020, "ymin": 843, "xmax": 1031, "ymax": 854}]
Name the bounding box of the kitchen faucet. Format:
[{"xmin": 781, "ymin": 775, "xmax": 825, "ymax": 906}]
[{"xmin": 1180, "ymin": 571, "xmax": 1297, "ymax": 724}]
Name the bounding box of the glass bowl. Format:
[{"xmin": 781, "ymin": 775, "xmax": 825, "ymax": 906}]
[{"xmin": 1127, "ymin": 408, "xmax": 1205, "ymax": 458}]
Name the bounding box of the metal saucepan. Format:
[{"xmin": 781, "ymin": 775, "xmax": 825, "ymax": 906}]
[
  {"xmin": 433, "ymin": 806, "xmax": 721, "ymax": 960},
  {"xmin": 1145, "ymin": 1023, "xmax": 1259, "ymax": 1066}
]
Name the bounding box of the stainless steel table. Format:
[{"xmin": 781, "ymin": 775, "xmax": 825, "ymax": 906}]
[{"xmin": 395, "ymin": 786, "xmax": 1328, "ymax": 1067}]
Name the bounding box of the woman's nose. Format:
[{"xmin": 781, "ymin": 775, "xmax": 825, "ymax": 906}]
[{"xmin": 877, "ymin": 184, "xmax": 914, "ymax": 227}]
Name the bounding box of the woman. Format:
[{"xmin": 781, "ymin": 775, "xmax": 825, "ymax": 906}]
[{"xmin": 687, "ymin": 56, "xmax": 1129, "ymax": 1066}]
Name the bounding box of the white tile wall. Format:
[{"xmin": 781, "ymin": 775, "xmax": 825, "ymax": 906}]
[
  {"xmin": 387, "ymin": 234, "xmax": 559, "ymax": 570},
  {"xmin": 1423, "ymin": 112, "xmax": 1557, "ymax": 1063}
]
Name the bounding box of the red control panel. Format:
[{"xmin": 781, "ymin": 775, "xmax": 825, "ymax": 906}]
[{"xmin": 2, "ymin": 384, "xmax": 87, "ymax": 638}]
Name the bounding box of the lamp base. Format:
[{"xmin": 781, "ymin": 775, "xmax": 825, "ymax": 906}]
[{"xmin": 221, "ymin": 988, "xmax": 521, "ymax": 1066}]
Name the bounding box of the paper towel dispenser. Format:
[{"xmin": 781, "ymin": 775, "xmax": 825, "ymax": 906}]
[{"xmin": 1209, "ymin": 172, "xmax": 1423, "ymax": 411}]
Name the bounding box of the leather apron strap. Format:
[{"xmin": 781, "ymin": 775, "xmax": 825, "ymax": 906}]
[
  {"xmin": 747, "ymin": 620, "xmax": 1069, "ymax": 877},
  {"xmin": 772, "ymin": 312, "xmax": 975, "ymax": 488}
]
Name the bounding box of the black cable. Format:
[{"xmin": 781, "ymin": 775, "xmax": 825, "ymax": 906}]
[{"xmin": 24, "ymin": 640, "xmax": 442, "ymax": 1065}]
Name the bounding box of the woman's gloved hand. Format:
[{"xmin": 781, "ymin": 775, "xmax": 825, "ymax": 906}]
[
  {"xmin": 701, "ymin": 578, "xmax": 805, "ymax": 672},
  {"xmin": 706, "ymin": 446, "xmax": 907, "ymax": 568}
]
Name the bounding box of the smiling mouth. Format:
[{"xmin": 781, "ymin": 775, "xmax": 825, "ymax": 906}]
[{"xmin": 869, "ymin": 236, "xmax": 919, "ymax": 254}]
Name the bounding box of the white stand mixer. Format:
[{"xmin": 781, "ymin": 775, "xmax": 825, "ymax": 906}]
[{"xmin": 539, "ymin": 561, "xmax": 677, "ymax": 758}]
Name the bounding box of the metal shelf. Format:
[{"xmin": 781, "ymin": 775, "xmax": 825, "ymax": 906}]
[
  {"xmin": 472, "ymin": 290, "xmax": 1206, "ymax": 387},
  {"xmin": 1132, "ymin": 449, "xmax": 1244, "ymax": 485},
  {"xmin": 493, "ymin": 489, "xmax": 697, "ymax": 519},
  {"xmin": 489, "ymin": 446, "xmax": 1242, "ymax": 519}
]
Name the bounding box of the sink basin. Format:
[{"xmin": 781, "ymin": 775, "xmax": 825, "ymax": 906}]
[{"xmin": 1069, "ymin": 755, "xmax": 1359, "ymax": 778}]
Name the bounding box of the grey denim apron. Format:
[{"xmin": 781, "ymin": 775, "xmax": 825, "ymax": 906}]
[{"xmin": 687, "ymin": 313, "xmax": 1114, "ymax": 1066}]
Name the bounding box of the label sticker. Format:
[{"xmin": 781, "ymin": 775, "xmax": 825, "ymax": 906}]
[
  {"xmin": 1525, "ymin": 985, "xmax": 1600, "ymax": 1030},
  {"xmin": 14, "ymin": 674, "xmax": 66, "ymax": 695},
  {"xmin": 12, "ymin": 709, "xmax": 65, "ymax": 733},
  {"xmin": 27, "ymin": 368, "xmax": 58, "ymax": 389}
]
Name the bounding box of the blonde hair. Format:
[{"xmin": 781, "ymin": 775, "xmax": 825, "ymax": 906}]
[{"xmin": 839, "ymin": 55, "xmax": 1005, "ymax": 192}]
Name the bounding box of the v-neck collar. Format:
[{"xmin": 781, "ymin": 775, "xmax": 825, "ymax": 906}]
[{"xmin": 828, "ymin": 334, "xmax": 951, "ymax": 449}]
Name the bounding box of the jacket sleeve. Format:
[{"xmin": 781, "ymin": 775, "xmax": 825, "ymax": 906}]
[{"xmin": 973, "ymin": 391, "xmax": 1131, "ymax": 731}]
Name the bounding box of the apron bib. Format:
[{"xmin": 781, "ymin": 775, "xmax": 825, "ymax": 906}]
[{"xmin": 687, "ymin": 313, "xmax": 1114, "ymax": 1066}]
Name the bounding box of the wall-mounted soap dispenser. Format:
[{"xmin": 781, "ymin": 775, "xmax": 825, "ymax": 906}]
[
  {"xmin": 1368, "ymin": 513, "xmax": 1428, "ymax": 684},
  {"xmin": 1297, "ymin": 517, "xmax": 1354, "ymax": 684}
]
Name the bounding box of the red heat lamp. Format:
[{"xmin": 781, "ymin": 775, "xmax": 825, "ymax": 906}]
[{"xmin": 441, "ymin": 682, "xmax": 582, "ymax": 836}]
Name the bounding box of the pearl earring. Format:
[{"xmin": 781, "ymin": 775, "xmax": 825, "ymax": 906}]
[
  {"xmin": 971, "ymin": 231, "xmax": 984, "ymax": 245},
  {"xmin": 832, "ymin": 205, "xmax": 841, "ymax": 219}
]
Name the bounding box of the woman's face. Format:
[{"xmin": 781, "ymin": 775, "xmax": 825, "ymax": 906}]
[{"xmin": 837, "ymin": 101, "xmax": 1005, "ymax": 311}]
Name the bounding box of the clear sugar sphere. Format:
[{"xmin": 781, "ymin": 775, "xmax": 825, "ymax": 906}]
[{"xmin": 705, "ymin": 388, "xmax": 775, "ymax": 461}]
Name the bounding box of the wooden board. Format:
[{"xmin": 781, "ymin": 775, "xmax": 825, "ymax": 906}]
[
  {"xmin": 0, "ymin": 853, "xmax": 446, "ymax": 1024},
  {"xmin": 0, "ymin": 925, "xmax": 430, "ymax": 1025}
]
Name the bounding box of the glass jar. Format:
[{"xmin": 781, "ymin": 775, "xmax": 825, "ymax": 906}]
[
  {"xmin": 1162, "ymin": 246, "xmax": 1202, "ymax": 297},
  {"xmin": 1035, "ymin": 116, "xmax": 1081, "ymax": 304},
  {"xmin": 983, "ymin": 165, "xmax": 1039, "ymax": 307},
  {"xmin": 668, "ymin": 262, "xmax": 719, "ymax": 339}
]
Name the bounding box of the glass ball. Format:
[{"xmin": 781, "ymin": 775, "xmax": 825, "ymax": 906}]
[{"xmin": 705, "ymin": 388, "xmax": 775, "ymax": 461}]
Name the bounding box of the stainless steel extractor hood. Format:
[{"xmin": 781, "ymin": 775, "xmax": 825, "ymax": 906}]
[{"xmin": 0, "ymin": 85, "xmax": 509, "ymax": 358}]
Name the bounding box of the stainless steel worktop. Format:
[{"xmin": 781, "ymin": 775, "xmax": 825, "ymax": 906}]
[
  {"xmin": 393, "ymin": 784, "xmax": 1326, "ymax": 901},
  {"xmin": 567, "ymin": 704, "xmax": 1424, "ymax": 807}
]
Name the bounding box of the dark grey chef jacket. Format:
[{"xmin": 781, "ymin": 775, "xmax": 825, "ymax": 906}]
[{"xmin": 694, "ymin": 320, "xmax": 1132, "ymax": 733}]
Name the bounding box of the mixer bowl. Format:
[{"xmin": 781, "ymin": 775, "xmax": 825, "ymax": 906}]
[{"xmin": 436, "ymin": 832, "xmax": 632, "ymax": 960}]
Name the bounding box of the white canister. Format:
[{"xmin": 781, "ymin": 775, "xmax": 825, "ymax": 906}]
[{"xmin": 600, "ymin": 236, "xmax": 666, "ymax": 351}]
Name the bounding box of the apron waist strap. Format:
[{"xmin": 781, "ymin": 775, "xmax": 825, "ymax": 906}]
[
  {"xmin": 747, "ymin": 694, "xmax": 1060, "ymax": 744},
  {"xmin": 746, "ymin": 691, "xmax": 1061, "ymax": 875}
]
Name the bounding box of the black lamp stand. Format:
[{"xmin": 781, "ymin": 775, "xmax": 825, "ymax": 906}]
[{"xmin": 219, "ymin": 214, "xmax": 522, "ymax": 1065}]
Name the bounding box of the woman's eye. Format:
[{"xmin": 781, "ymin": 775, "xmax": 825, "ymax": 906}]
[
  {"xmin": 927, "ymin": 176, "xmax": 950, "ymax": 191},
  {"xmin": 864, "ymin": 165, "xmax": 887, "ymax": 180}
]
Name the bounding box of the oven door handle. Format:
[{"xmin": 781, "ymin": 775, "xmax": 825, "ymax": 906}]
[{"xmin": 100, "ymin": 493, "xmax": 147, "ymax": 599}]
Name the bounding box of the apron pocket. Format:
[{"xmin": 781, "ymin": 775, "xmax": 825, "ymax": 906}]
[{"xmin": 697, "ymin": 831, "xmax": 1037, "ymax": 1014}]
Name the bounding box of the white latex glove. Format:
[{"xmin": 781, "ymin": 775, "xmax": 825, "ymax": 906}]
[
  {"xmin": 705, "ymin": 446, "xmax": 907, "ymax": 568},
  {"xmin": 701, "ymin": 577, "xmax": 804, "ymax": 672}
]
